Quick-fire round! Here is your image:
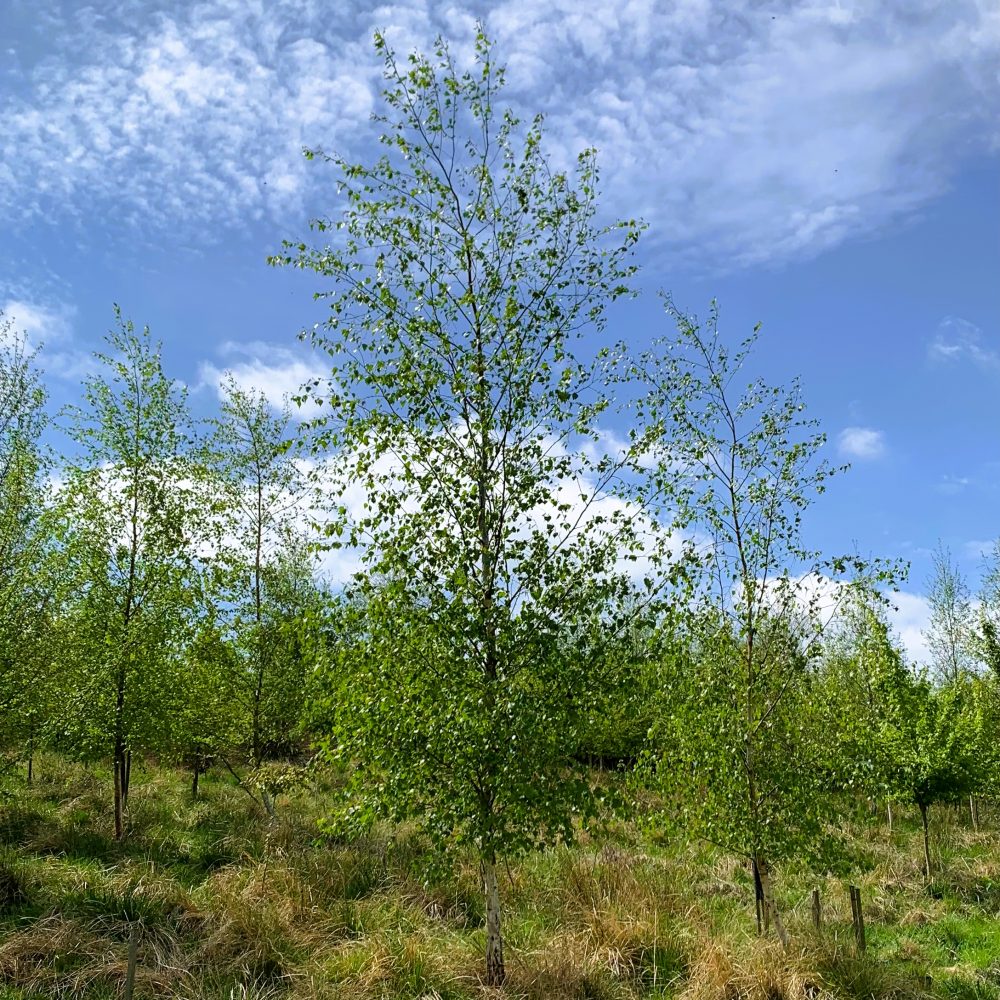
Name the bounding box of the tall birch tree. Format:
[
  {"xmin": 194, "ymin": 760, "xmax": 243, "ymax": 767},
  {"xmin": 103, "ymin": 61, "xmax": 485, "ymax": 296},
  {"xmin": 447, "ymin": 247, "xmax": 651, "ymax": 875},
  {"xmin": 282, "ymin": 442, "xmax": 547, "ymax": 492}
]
[{"xmin": 272, "ymin": 29, "xmax": 645, "ymax": 986}]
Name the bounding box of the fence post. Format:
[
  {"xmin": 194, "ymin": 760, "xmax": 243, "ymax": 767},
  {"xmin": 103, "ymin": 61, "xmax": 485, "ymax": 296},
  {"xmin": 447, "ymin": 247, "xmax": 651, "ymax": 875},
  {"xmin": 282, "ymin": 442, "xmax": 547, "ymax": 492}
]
[{"xmin": 811, "ymin": 888, "xmax": 821, "ymax": 930}]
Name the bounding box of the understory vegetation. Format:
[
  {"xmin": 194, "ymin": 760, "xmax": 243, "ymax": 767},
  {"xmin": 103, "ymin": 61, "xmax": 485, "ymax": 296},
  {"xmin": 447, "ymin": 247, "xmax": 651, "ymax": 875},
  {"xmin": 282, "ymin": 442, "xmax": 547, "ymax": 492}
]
[{"xmin": 0, "ymin": 755, "xmax": 999, "ymax": 999}]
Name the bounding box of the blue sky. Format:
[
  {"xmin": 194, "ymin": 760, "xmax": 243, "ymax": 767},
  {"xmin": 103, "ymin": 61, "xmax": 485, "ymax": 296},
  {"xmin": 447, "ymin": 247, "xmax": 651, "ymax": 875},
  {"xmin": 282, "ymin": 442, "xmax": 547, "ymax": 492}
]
[{"xmin": 1, "ymin": 0, "xmax": 998, "ymax": 659}]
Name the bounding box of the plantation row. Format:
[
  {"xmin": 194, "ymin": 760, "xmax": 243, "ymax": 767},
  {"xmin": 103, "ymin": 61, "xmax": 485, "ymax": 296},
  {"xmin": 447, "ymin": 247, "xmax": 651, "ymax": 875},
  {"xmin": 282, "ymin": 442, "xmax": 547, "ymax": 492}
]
[{"xmin": 1, "ymin": 30, "xmax": 996, "ymax": 989}]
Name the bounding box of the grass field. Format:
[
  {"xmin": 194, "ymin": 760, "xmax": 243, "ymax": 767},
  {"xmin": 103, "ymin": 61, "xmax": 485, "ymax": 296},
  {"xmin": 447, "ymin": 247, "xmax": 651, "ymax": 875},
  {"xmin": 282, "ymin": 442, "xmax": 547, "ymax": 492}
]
[{"xmin": 0, "ymin": 755, "xmax": 998, "ymax": 999}]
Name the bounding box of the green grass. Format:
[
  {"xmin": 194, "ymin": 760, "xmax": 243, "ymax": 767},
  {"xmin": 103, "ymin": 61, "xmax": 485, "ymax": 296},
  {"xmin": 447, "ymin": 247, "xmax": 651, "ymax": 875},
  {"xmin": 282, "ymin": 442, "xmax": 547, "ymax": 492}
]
[{"xmin": 0, "ymin": 756, "xmax": 998, "ymax": 998}]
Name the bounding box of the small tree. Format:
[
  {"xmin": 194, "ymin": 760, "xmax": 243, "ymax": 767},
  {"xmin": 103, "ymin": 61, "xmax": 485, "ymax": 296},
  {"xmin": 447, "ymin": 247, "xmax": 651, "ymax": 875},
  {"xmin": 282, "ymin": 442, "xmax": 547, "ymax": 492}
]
[
  {"xmin": 925, "ymin": 543, "xmax": 976, "ymax": 684},
  {"xmin": 272, "ymin": 29, "xmax": 645, "ymax": 986},
  {"xmin": 205, "ymin": 379, "xmax": 312, "ymax": 814},
  {"xmin": 0, "ymin": 314, "xmax": 53, "ymax": 779},
  {"xmin": 877, "ymin": 671, "xmax": 981, "ymax": 879},
  {"xmin": 168, "ymin": 609, "xmax": 243, "ymax": 799},
  {"xmin": 815, "ymin": 586, "xmax": 918, "ymax": 834},
  {"xmin": 57, "ymin": 310, "xmax": 198, "ymax": 839},
  {"xmin": 974, "ymin": 541, "xmax": 1000, "ymax": 674},
  {"xmin": 636, "ymin": 302, "xmax": 893, "ymax": 945}
]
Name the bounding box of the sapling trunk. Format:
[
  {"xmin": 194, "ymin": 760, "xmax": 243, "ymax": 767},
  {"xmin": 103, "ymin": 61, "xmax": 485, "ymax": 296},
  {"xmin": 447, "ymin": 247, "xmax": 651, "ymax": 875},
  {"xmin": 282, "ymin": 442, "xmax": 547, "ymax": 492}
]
[
  {"xmin": 113, "ymin": 753, "xmax": 124, "ymax": 841},
  {"xmin": 123, "ymin": 749, "xmax": 132, "ymax": 808},
  {"xmin": 754, "ymin": 854, "xmax": 789, "ymax": 948},
  {"xmin": 919, "ymin": 801, "xmax": 932, "ymax": 879},
  {"xmin": 261, "ymin": 787, "xmax": 276, "ymax": 821},
  {"xmin": 483, "ymin": 851, "xmax": 505, "ymax": 987},
  {"xmin": 752, "ymin": 857, "xmax": 764, "ymax": 935}
]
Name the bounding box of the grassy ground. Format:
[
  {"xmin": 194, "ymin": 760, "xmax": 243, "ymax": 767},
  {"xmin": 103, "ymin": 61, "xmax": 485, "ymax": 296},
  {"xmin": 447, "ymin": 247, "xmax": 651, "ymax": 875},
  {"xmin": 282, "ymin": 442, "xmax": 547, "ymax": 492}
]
[{"xmin": 0, "ymin": 756, "xmax": 997, "ymax": 999}]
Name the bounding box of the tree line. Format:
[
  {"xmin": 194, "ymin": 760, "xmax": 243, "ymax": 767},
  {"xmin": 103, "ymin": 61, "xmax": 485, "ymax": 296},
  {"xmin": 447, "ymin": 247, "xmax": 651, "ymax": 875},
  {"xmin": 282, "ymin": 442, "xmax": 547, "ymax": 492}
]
[{"xmin": 2, "ymin": 28, "xmax": 997, "ymax": 988}]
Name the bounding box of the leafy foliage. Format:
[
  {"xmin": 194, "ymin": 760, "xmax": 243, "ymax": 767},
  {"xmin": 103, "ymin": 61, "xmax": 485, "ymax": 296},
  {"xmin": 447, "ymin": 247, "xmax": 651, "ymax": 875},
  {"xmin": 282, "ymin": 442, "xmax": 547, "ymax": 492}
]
[
  {"xmin": 272, "ymin": 26, "xmax": 649, "ymax": 984},
  {"xmin": 636, "ymin": 301, "xmax": 899, "ymax": 942},
  {"xmin": 54, "ymin": 310, "xmax": 200, "ymax": 837}
]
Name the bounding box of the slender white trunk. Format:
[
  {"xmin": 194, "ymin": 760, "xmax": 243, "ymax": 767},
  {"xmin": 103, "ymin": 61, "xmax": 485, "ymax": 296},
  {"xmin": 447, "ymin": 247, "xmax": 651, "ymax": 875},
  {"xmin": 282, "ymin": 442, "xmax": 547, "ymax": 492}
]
[
  {"xmin": 755, "ymin": 855, "xmax": 789, "ymax": 948},
  {"xmin": 483, "ymin": 853, "xmax": 505, "ymax": 986}
]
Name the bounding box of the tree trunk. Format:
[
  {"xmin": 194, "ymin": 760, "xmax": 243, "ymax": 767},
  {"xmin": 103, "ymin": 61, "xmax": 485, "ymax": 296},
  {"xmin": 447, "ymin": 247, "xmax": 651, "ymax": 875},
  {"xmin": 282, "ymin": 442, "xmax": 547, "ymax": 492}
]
[
  {"xmin": 191, "ymin": 762, "xmax": 200, "ymax": 800},
  {"xmin": 113, "ymin": 754, "xmax": 125, "ymax": 841},
  {"xmin": 970, "ymin": 795, "xmax": 979, "ymax": 832},
  {"xmin": 483, "ymin": 851, "xmax": 505, "ymax": 987},
  {"xmin": 122, "ymin": 749, "xmax": 132, "ymax": 808},
  {"xmin": 887, "ymin": 799, "xmax": 893, "ymax": 835},
  {"xmin": 113, "ymin": 662, "xmax": 127, "ymax": 840},
  {"xmin": 919, "ymin": 801, "xmax": 931, "ymax": 880},
  {"xmin": 261, "ymin": 787, "xmax": 276, "ymax": 821},
  {"xmin": 754, "ymin": 854, "xmax": 789, "ymax": 948},
  {"xmin": 26, "ymin": 752, "xmax": 32, "ymax": 787},
  {"xmin": 751, "ymin": 857, "xmax": 764, "ymax": 934}
]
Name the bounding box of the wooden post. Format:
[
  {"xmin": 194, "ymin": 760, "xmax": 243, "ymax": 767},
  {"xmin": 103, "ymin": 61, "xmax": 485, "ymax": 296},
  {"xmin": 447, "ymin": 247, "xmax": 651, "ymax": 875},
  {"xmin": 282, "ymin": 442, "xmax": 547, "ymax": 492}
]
[
  {"xmin": 849, "ymin": 885, "xmax": 866, "ymax": 954},
  {"xmin": 125, "ymin": 923, "xmax": 137, "ymax": 1000},
  {"xmin": 811, "ymin": 888, "xmax": 821, "ymax": 930}
]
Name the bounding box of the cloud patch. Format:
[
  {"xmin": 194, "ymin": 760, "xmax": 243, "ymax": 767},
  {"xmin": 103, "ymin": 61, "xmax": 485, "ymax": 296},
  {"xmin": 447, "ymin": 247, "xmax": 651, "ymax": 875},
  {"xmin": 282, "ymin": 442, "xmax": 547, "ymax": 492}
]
[
  {"xmin": 0, "ymin": 0, "xmax": 998, "ymax": 268},
  {"xmin": 837, "ymin": 426, "xmax": 886, "ymax": 460},
  {"xmin": 198, "ymin": 340, "xmax": 328, "ymax": 417},
  {"xmin": 0, "ymin": 297, "xmax": 94, "ymax": 379},
  {"xmin": 888, "ymin": 590, "xmax": 932, "ymax": 666},
  {"xmin": 928, "ymin": 316, "xmax": 999, "ymax": 370},
  {"xmin": 1, "ymin": 299, "xmax": 73, "ymax": 346}
]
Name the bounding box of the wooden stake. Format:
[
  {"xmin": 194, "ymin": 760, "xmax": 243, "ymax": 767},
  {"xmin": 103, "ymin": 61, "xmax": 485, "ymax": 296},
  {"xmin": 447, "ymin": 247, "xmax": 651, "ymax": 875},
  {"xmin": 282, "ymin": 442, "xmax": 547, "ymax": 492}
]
[{"xmin": 811, "ymin": 888, "xmax": 821, "ymax": 930}]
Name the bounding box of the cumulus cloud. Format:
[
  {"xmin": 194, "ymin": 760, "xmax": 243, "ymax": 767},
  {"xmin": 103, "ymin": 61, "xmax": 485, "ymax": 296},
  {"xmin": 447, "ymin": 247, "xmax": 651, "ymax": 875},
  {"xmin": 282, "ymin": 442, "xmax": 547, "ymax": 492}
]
[
  {"xmin": 0, "ymin": 0, "xmax": 998, "ymax": 267},
  {"xmin": 928, "ymin": 316, "xmax": 999, "ymax": 370},
  {"xmin": 837, "ymin": 426, "xmax": 886, "ymax": 460},
  {"xmin": 198, "ymin": 340, "xmax": 328, "ymax": 417}
]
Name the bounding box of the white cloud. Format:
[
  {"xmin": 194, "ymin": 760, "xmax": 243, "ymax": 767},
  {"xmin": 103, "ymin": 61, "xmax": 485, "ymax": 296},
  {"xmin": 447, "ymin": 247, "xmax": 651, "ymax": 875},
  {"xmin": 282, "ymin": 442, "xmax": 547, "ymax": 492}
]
[
  {"xmin": 1, "ymin": 2, "xmax": 380, "ymax": 234},
  {"xmin": 837, "ymin": 426, "xmax": 886, "ymax": 460},
  {"xmin": 0, "ymin": 298, "xmax": 93, "ymax": 380},
  {"xmin": 887, "ymin": 590, "xmax": 932, "ymax": 666},
  {"xmin": 198, "ymin": 340, "xmax": 328, "ymax": 417},
  {"xmin": 0, "ymin": 0, "xmax": 997, "ymax": 267},
  {"xmin": 928, "ymin": 316, "xmax": 999, "ymax": 370},
  {"xmin": 1, "ymin": 299, "xmax": 73, "ymax": 346}
]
